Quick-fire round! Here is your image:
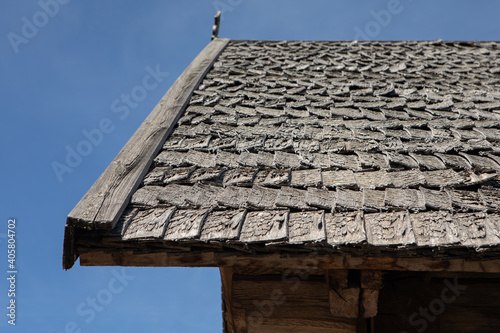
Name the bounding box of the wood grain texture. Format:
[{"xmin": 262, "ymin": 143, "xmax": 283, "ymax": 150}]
[
  {"xmin": 130, "ymin": 186, "xmax": 163, "ymax": 207},
  {"xmin": 306, "ymin": 188, "xmax": 335, "ymax": 209},
  {"xmin": 123, "ymin": 207, "xmax": 176, "ymax": 240},
  {"xmin": 290, "ymin": 169, "xmax": 322, "ymax": 187},
  {"xmin": 200, "ymin": 209, "xmax": 246, "ymax": 241},
  {"xmin": 411, "ymin": 211, "xmax": 459, "ymax": 246},
  {"xmin": 365, "ymin": 211, "xmax": 415, "ymax": 246},
  {"xmin": 66, "ymin": 38, "xmax": 229, "ymax": 234},
  {"xmin": 239, "ymin": 210, "xmax": 289, "ymax": 243},
  {"xmin": 321, "ymin": 170, "xmax": 357, "ymax": 188},
  {"xmin": 79, "ymin": 250, "xmax": 500, "ymax": 273},
  {"xmin": 157, "ymin": 184, "xmax": 195, "ymax": 208},
  {"xmin": 288, "ymin": 211, "xmax": 326, "ymax": 244},
  {"xmin": 329, "ymin": 288, "xmax": 360, "ymax": 318},
  {"xmin": 246, "ymin": 186, "xmax": 279, "ymax": 209},
  {"xmin": 163, "ymin": 208, "xmax": 209, "ymax": 241},
  {"xmin": 275, "ymin": 186, "xmax": 310, "ymax": 210},
  {"xmin": 325, "ymin": 212, "xmax": 366, "ymax": 245},
  {"xmin": 389, "ymin": 169, "xmax": 426, "ymax": 188}
]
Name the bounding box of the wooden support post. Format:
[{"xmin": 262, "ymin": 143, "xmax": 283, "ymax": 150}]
[
  {"xmin": 220, "ymin": 267, "xmax": 235, "ymax": 333},
  {"xmin": 327, "ymin": 270, "xmax": 360, "ymax": 319},
  {"xmin": 360, "ymin": 270, "xmax": 383, "ymax": 318},
  {"xmin": 232, "ymin": 308, "xmax": 247, "ymax": 333}
]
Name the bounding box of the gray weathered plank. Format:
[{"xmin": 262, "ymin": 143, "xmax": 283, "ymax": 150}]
[
  {"xmin": 275, "ymin": 186, "xmax": 310, "ymax": 210},
  {"xmin": 223, "ymin": 168, "xmax": 258, "ymax": 186},
  {"xmin": 335, "ymin": 189, "xmax": 363, "ymax": 210},
  {"xmin": 246, "ymin": 186, "xmax": 279, "ymax": 209},
  {"xmin": 389, "ymin": 169, "xmax": 426, "ymax": 188},
  {"xmin": 239, "ymin": 210, "xmax": 289, "ymax": 243},
  {"xmin": 157, "ymin": 184, "xmax": 195, "ymax": 208},
  {"xmin": 328, "ymin": 153, "xmax": 361, "ymax": 171},
  {"xmin": 409, "ymin": 153, "xmax": 446, "ymax": 170},
  {"xmin": 306, "ymin": 187, "xmax": 335, "ymax": 209},
  {"xmin": 460, "ymin": 153, "xmax": 500, "ymax": 172},
  {"xmin": 446, "ymin": 189, "xmax": 485, "ymax": 211},
  {"xmin": 384, "ymin": 152, "xmax": 419, "ymax": 169},
  {"xmin": 200, "ymin": 209, "xmax": 246, "ymax": 241},
  {"xmin": 435, "ymin": 153, "xmax": 471, "ymax": 170},
  {"xmin": 355, "ymin": 170, "xmax": 392, "ymax": 189},
  {"xmin": 365, "ymin": 211, "xmax": 415, "ymax": 246},
  {"xmin": 325, "ymin": 211, "xmax": 366, "ymax": 245},
  {"xmin": 288, "ymin": 211, "xmax": 326, "ymax": 244},
  {"xmin": 355, "ymin": 151, "xmax": 389, "ymax": 169},
  {"xmin": 385, "ymin": 188, "xmax": 425, "ymax": 210},
  {"xmin": 238, "ymin": 151, "xmax": 259, "ymax": 167},
  {"xmin": 67, "ymin": 38, "xmax": 230, "ymax": 230},
  {"xmin": 423, "ymin": 169, "xmax": 465, "ymax": 187},
  {"xmin": 362, "ymin": 189, "xmax": 386, "ymax": 210},
  {"xmin": 163, "ymin": 166, "xmax": 196, "ymax": 184},
  {"xmin": 290, "ymin": 169, "xmax": 322, "ymax": 187},
  {"xmin": 322, "ymin": 170, "xmax": 357, "ymax": 188},
  {"xmin": 217, "ymin": 186, "xmax": 252, "ymax": 208},
  {"xmin": 255, "ymin": 169, "xmax": 290, "ymax": 187},
  {"xmin": 216, "ymin": 150, "xmax": 240, "ymax": 168},
  {"xmin": 420, "ymin": 187, "xmax": 452, "ymax": 211},
  {"xmin": 298, "ymin": 152, "xmax": 331, "ymax": 169},
  {"xmin": 123, "ymin": 207, "xmax": 176, "ymax": 240},
  {"xmin": 184, "ymin": 150, "xmax": 217, "ymax": 168},
  {"xmin": 454, "ymin": 212, "xmax": 494, "ymax": 247},
  {"xmin": 185, "ymin": 183, "xmax": 224, "ymax": 208},
  {"xmin": 163, "ymin": 208, "xmax": 210, "ymax": 241},
  {"xmin": 274, "ymin": 151, "xmax": 302, "ymax": 169},
  {"xmin": 143, "ymin": 167, "xmax": 170, "ymax": 185},
  {"xmin": 479, "ymin": 187, "xmax": 500, "ymax": 211},
  {"xmin": 130, "ymin": 186, "xmax": 163, "ymax": 207},
  {"xmin": 256, "ymin": 151, "xmax": 275, "ymax": 167},
  {"xmin": 154, "ymin": 151, "xmax": 188, "ymax": 166},
  {"xmin": 410, "ymin": 211, "xmax": 459, "ymax": 246},
  {"xmin": 188, "ymin": 167, "xmax": 224, "ymax": 183}
]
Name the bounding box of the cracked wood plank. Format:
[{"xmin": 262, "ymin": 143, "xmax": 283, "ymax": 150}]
[
  {"xmin": 290, "ymin": 169, "xmax": 322, "ymax": 187},
  {"xmin": 365, "ymin": 211, "xmax": 415, "ymax": 246},
  {"xmin": 163, "ymin": 208, "xmax": 210, "ymax": 241},
  {"xmin": 325, "ymin": 211, "xmax": 366, "ymax": 245},
  {"xmin": 385, "ymin": 188, "xmax": 425, "ymax": 210},
  {"xmin": 276, "ymin": 186, "xmax": 310, "ymax": 210},
  {"xmin": 239, "ymin": 210, "xmax": 289, "ymax": 243},
  {"xmin": 411, "ymin": 211, "xmax": 460, "ymax": 246},
  {"xmin": 157, "ymin": 184, "xmax": 196, "ymax": 208},
  {"xmin": 200, "ymin": 209, "xmax": 246, "ymax": 241},
  {"xmin": 246, "ymin": 186, "xmax": 279, "ymax": 209},
  {"xmin": 130, "ymin": 186, "xmax": 163, "ymax": 207},
  {"xmin": 123, "ymin": 207, "xmax": 176, "ymax": 240},
  {"xmin": 322, "ymin": 170, "xmax": 357, "ymax": 188},
  {"xmin": 288, "ymin": 211, "xmax": 326, "ymax": 244}
]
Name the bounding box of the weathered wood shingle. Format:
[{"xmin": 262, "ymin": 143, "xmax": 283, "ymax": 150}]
[{"xmin": 65, "ymin": 39, "xmax": 500, "ymax": 268}]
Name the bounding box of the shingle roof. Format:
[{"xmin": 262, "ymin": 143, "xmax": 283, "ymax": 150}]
[{"xmin": 64, "ymin": 39, "xmax": 500, "ymax": 268}]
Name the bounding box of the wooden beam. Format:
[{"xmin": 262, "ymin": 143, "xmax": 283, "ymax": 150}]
[
  {"xmin": 361, "ymin": 289, "xmax": 379, "ymax": 318},
  {"xmin": 79, "ymin": 251, "xmax": 500, "ymax": 273},
  {"xmin": 360, "ymin": 270, "xmax": 383, "ymax": 318},
  {"xmin": 326, "ymin": 270, "xmax": 359, "ymax": 319},
  {"xmin": 220, "ymin": 267, "xmax": 235, "ymax": 333},
  {"xmin": 63, "ymin": 38, "xmax": 229, "ymax": 269},
  {"xmin": 329, "ymin": 288, "xmax": 360, "ymax": 319}
]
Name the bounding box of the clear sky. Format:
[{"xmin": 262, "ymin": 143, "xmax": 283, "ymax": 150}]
[{"xmin": 0, "ymin": 1, "xmax": 499, "ymax": 332}]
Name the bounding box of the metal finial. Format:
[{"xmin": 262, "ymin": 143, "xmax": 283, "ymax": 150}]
[{"xmin": 212, "ymin": 11, "xmax": 221, "ymax": 40}]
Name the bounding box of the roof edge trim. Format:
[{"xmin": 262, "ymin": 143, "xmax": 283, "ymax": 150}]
[{"xmin": 62, "ymin": 37, "xmax": 230, "ymax": 269}]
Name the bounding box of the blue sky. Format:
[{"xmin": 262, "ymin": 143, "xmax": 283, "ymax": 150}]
[{"xmin": 0, "ymin": 1, "xmax": 499, "ymax": 332}]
